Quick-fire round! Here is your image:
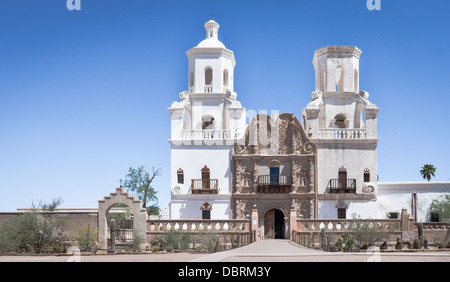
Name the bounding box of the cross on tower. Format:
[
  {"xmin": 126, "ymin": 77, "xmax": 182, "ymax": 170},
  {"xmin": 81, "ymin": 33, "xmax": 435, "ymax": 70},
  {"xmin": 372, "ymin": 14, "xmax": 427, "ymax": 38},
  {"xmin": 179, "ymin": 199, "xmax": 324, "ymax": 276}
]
[{"xmin": 210, "ymin": 11, "xmax": 215, "ymax": 19}]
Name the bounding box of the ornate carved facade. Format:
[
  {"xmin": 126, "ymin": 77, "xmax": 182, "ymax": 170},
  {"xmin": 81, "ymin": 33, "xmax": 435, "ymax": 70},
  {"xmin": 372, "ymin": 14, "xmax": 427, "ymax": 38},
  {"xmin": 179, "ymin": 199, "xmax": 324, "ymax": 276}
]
[{"xmin": 231, "ymin": 113, "xmax": 318, "ymax": 238}]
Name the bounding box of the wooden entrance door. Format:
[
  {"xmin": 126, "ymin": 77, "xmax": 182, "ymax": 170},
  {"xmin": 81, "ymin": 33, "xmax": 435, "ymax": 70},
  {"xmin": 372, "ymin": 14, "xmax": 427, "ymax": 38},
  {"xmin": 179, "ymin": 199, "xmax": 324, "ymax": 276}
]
[{"xmin": 264, "ymin": 209, "xmax": 284, "ymax": 239}]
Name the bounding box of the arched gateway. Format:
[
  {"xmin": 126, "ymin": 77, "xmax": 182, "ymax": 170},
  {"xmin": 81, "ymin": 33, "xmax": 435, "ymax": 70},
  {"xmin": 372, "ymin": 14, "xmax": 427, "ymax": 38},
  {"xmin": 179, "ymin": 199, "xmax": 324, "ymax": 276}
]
[{"xmin": 98, "ymin": 187, "xmax": 148, "ymax": 249}]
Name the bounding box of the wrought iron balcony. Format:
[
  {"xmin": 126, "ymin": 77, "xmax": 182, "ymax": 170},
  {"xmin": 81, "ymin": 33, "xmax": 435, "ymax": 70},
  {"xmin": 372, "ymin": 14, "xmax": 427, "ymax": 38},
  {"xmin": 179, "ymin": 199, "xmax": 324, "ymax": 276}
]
[
  {"xmin": 191, "ymin": 179, "xmax": 219, "ymax": 194},
  {"xmin": 327, "ymin": 179, "xmax": 356, "ymax": 193},
  {"xmin": 257, "ymin": 175, "xmax": 291, "ymax": 193}
]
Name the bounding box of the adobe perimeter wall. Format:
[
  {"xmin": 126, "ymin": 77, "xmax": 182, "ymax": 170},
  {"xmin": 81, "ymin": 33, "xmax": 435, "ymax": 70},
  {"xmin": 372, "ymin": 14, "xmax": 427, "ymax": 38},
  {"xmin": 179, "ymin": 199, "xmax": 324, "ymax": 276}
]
[{"xmin": 0, "ymin": 209, "xmax": 98, "ymax": 237}]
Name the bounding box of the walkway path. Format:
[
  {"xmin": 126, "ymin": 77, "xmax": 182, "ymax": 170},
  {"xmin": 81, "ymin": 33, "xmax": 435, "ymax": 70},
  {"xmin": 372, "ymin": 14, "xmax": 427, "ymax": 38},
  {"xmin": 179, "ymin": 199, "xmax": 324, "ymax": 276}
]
[
  {"xmin": 1, "ymin": 240, "xmax": 450, "ymax": 262},
  {"xmin": 189, "ymin": 239, "xmax": 450, "ymax": 262}
]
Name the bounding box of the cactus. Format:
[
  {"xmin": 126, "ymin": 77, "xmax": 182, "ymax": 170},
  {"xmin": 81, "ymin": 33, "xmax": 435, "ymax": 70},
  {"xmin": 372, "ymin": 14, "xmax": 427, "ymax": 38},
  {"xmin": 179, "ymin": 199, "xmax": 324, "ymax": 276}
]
[
  {"xmin": 418, "ymin": 222, "xmax": 423, "ymax": 237},
  {"xmin": 395, "ymin": 237, "xmax": 403, "ymax": 250},
  {"xmin": 109, "ymin": 219, "xmax": 116, "ymax": 253},
  {"xmin": 320, "ymin": 228, "xmax": 328, "ymax": 251},
  {"xmin": 380, "ymin": 241, "xmax": 387, "ymax": 250},
  {"xmin": 413, "ymin": 238, "xmax": 420, "ymax": 249},
  {"xmin": 418, "ymin": 222, "xmax": 425, "ymax": 248}
]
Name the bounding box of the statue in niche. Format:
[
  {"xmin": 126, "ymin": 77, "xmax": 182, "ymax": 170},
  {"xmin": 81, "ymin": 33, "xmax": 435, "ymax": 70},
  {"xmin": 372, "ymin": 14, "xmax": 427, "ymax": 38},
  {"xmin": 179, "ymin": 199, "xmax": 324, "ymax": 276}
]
[
  {"xmin": 235, "ymin": 199, "xmax": 249, "ymax": 219},
  {"xmin": 295, "ymin": 165, "xmax": 308, "ymax": 191},
  {"xmin": 292, "ymin": 199, "xmax": 308, "ymax": 219},
  {"xmin": 242, "ymin": 165, "xmax": 252, "ymax": 187},
  {"xmin": 294, "ymin": 132, "xmax": 303, "ymax": 154},
  {"xmin": 237, "ymin": 164, "xmax": 252, "ymax": 193}
]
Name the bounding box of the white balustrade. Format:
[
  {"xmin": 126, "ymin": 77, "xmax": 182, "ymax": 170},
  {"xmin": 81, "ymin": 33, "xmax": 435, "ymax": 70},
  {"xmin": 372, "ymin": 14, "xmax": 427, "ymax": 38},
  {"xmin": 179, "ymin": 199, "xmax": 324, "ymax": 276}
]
[
  {"xmin": 182, "ymin": 129, "xmax": 231, "ymax": 139},
  {"xmin": 147, "ymin": 219, "xmax": 250, "ymax": 233},
  {"xmin": 318, "ymin": 128, "xmax": 366, "ymax": 139}
]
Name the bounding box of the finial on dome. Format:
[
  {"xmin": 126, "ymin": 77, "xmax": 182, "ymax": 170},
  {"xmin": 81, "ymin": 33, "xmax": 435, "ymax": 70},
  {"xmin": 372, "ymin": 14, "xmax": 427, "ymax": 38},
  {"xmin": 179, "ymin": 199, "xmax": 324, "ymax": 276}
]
[{"xmin": 205, "ymin": 19, "xmax": 220, "ymax": 39}]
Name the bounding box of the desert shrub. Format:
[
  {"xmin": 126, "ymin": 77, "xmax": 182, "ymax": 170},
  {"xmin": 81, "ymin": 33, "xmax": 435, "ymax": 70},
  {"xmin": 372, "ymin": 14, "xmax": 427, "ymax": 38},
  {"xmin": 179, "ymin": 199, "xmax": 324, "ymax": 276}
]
[
  {"xmin": 163, "ymin": 230, "xmax": 192, "ymax": 250},
  {"xmin": 348, "ymin": 215, "xmax": 393, "ymax": 248},
  {"xmin": 335, "ymin": 233, "xmax": 358, "ymax": 252},
  {"xmin": 191, "ymin": 232, "xmax": 218, "ymax": 252},
  {"xmin": 74, "ymin": 225, "xmax": 98, "ymax": 252},
  {"xmin": 0, "ymin": 210, "xmax": 68, "ymax": 254}
]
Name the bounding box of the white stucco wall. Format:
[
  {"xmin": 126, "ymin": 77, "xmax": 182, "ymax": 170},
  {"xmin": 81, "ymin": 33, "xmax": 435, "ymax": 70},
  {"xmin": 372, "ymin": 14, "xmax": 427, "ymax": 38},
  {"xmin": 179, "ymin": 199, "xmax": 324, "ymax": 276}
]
[
  {"xmin": 169, "ymin": 144, "xmax": 232, "ymax": 219},
  {"xmin": 315, "ymin": 142, "xmax": 377, "ymax": 194},
  {"xmin": 377, "ymin": 182, "xmax": 450, "ymax": 222},
  {"xmin": 318, "ymin": 200, "xmax": 378, "ymax": 219},
  {"xmin": 170, "ymin": 198, "xmax": 230, "ymax": 220}
]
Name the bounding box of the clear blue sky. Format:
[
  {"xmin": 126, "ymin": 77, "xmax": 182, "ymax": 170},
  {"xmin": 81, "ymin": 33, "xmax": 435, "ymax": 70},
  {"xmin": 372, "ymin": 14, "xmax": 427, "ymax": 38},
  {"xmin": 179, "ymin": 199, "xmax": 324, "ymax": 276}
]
[{"xmin": 0, "ymin": 0, "xmax": 449, "ymax": 212}]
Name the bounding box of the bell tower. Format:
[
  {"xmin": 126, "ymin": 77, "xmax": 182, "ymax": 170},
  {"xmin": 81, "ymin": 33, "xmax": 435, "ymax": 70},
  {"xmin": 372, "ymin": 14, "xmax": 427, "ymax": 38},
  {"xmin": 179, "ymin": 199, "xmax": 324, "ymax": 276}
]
[
  {"xmin": 302, "ymin": 46, "xmax": 380, "ymax": 219},
  {"xmin": 168, "ymin": 20, "xmax": 246, "ymax": 220}
]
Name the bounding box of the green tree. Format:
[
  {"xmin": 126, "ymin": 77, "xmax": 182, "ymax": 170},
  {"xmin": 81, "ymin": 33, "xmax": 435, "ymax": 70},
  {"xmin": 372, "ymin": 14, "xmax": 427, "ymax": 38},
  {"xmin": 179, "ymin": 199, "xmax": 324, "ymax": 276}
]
[
  {"xmin": 430, "ymin": 194, "xmax": 450, "ymax": 223},
  {"xmin": 420, "ymin": 164, "xmax": 436, "ymax": 182},
  {"xmin": 123, "ymin": 166, "xmax": 161, "ymax": 215}
]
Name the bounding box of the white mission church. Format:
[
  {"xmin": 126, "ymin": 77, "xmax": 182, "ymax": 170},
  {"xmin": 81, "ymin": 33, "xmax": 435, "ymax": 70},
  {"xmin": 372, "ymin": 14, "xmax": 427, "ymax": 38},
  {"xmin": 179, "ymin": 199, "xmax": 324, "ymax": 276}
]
[{"xmin": 167, "ymin": 20, "xmax": 450, "ymax": 236}]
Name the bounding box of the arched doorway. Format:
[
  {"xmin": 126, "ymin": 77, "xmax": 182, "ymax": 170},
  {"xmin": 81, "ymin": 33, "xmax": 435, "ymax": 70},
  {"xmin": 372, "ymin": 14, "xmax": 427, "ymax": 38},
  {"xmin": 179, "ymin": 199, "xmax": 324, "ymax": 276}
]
[
  {"xmin": 264, "ymin": 208, "xmax": 285, "ymax": 239},
  {"xmin": 107, "ymin": 203, "xmax": 134, "ymax": 249}
]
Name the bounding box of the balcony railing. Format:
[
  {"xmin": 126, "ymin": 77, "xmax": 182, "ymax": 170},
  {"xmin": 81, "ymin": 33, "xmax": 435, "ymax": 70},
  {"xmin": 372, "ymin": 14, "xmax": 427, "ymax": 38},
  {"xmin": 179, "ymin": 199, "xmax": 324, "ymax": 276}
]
[
  {"xmin": 182, "ymin": 129, "xmax": 231, "ymax": 139},
  {"xmin": 257, "ymin": 175, "xmax": 291, "ymax": 193},
  {"xmin": 318, "ymin": 128, "xmax": 366, "ymax": 139},
  {"xmin": 191, "ymin": 179, "xmax": 219, "ymax": 194},
  {"xmin": 327, "ymin": 179, "xmax": 356, "ymax": 193}
]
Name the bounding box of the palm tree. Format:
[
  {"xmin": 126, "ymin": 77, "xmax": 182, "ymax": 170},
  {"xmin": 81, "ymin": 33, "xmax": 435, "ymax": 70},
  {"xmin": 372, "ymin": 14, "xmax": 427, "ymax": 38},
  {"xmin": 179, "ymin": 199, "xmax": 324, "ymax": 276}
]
[{"xmin": 420, "ymin": 164, "xmax": 436, "ymax": 182}]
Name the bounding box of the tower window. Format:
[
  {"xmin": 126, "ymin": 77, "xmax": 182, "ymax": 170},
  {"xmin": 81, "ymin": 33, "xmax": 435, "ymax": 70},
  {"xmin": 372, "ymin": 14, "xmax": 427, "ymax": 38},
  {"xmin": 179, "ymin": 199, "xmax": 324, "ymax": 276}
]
[
  {"xmin": 189, "ymin": 70, "xmax": 194, "ymax": 88},
  {"xmin": 332, "ymin": 113, "xmax": 348, "ymax": 129},
  {"xmin": 205, "ymin": 67, "xmax": 213, "ymax": 85},
  {"xmin": 320, "ymin": 69, "xmax": 326, "ymax": 91},
  {"xmin": 202, "ymin": 115, "xmax": 215, "ymax": 130},
  {"xmin": 177, "ymin": 168, "xmax": 184, "ymax": 184},
  {"xmin": 223, "ymin": 69, "xmax": 229, "ymax": 87},
  {"xmin": 335, "ymin": 65, "xmax": 344, "ymax": 92},
  {"xmin": 364, "ymin": 168, "xmax": 370, "ymax": 183}
]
